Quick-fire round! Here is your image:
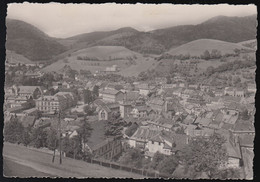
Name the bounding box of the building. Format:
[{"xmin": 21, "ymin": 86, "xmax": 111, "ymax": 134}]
[
  {"xmin": 12, "ymin": 85, "xmax": 43, "ymax": 99},
  {"xmin": 105, "ymin": 65, "xmax": 120, "ymax": 72},
  {"xmin": 94, "ymin": 99, "xmax": 120, "ymax": 121},
  {"xmin": 87, "ymin": 137, "xmax": 122, "ymax": 160},
  {"xmin": 36, "ymin": 92, "xmax": 76, "ymax": 113},
  {"xmin": 247, "ymin": 83, "xmax": 256, "ymax": 93},
  {"xmin": 36, "ymin": 96, "xmax": 60, "ymax": 113},
  {"xmin": 147, "ymin": 98, "xmax": 165, "ymax": 114},
  {"xmin": 99, "ymin": 89, "xmax": 125, "ymax": 103},
  {"xmin": 119, "ymin": 102, "xmax": 133, "ymax": 118},
  {"xmin": 131, "ymin": 105, "xmax": 151, "ymax": 118}
]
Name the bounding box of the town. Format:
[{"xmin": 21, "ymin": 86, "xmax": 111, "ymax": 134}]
[{"xmin": 4, "ymin": 52, "xmax": 255, "ymax": 178}]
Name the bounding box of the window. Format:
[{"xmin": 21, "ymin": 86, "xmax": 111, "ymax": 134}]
[
  {"xmin": 101, "ymin": 110, "xmax": 106, "ymax": 119},
  {"xmin": 152, "ymin": 141, "xmax": 154, "ymax": 144},
  {"xmin": 158, "ymin": 142, "xmax": 161, "ymax": 146}
]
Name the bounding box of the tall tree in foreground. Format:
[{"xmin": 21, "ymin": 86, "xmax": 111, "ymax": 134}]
[
  {"xmin": 4, "ymin": 116, "xmax": 24, "ymax": 144},
  {"xmin": 105, "ymin": 112, "xmax": 125, "ymax": 160},
  {"xmin": 181, "ymin": 133, "xmax": 229, "ymax": 179},
  {"xmin": 77, "ymin": 116, "xmax": 93, "ymax": 153}
]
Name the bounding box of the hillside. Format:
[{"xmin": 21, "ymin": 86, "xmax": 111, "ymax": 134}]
[
  {"xmin": 3, "ymin": 142, "xmax": 143, "ymax": 178},
  {"xmin": 42, "ymin": 46, "xmax": 158, "ymax": 76},
  {"xmin": 63, "ymin": 14, "xmax": 256, "ymax": 55},
  {"xmin": 6, "ymin": 19, "xmax": 67, "ymax": 61},
  {"xmin": 72, "ymin": 46, "xmax": 140, "ymax": 60},
  {"xmin": 166, "ymin": 39, "xmax": 253, "ymax": 57},
  {"xmin": 152, "ymin": 14, "xmax": 257, "ymax": 50},
  {"xmin": 6, "ymin": 50, "xmax": 33, "ymax": 64},
  {"xmin": 237, "ymin": 39, "xmax": 257, "ymax": 50}
]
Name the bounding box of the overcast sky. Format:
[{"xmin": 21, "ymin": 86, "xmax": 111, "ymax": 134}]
[{"xmin": 7, "ymin": 3, "xmax": 256, "ymax": 38}]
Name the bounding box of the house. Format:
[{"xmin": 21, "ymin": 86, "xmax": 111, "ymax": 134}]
[
  {"xmin": 131, "ymin": 105, "xmax": 150, "ymax": 118},
  {"xmin": 137, "ymin": 83, "xmax": 151, "ymax": 96},
  {"xmin": 146, "ymin": 130, "xmax": 188, "ymax": 157},
  {"xmin": 235, "ymin": 88, "xmax": 244, "ymax": 97},
  {"xmin": 247, "ymin": 83, "xmax": 256, "ymax": 93},
  {"xmin": 119, "ymin": 102, "xmax": 133, "ymax": 118},
  {"xmin": 94, "ymin": 99, "xmax": 120, "ymax": 121},
  {"xmin": 146, "ymin": 117, "xmax": 175, "ymax": 131},
  {"xmin": 188, "ymin": 84, "xmax": 198, "ymax": 89},
  {"xmin": 128, "ymin": 126, "xmax": 160, "ymax": 150},
  {"xmin": 181, "ymin": 89, "xmax": 194, "ymax": 99},
  {"xmin": 224, "ymin": 87, "xmax": 244, "ymax": 97},
  {"xmin": 200, "ymin": 84, "xmax": 211, "ymax": 92},
  {"xmin": 99, "ymin": 89, "xmax": 125, "ymax": 103},
  {"xmin": 147, "ymin": 98, "xmax": 165, "ymax": 114},
  {"xmin": 36, "ymin": 96, "xmax": 60, "ymax": 113},
  {"xmin": 87, "ymin": 137, "xmax": 122, "ymax": 160},
  {"xmin": 105, "ymin": 65, "xmax": 120, "ymax": 72},
  {"xmin": 155, "ymin": 77, "xmax": 167, "ymax": 84},
  {"xmin": 224, "ymin": 140, "xmax": 242, "ymax": 168},
  {"xmin": 12, "ymin": 85, "xmax": 43, "ymax": 99},
  {"xmin": 172, "ymin": 88, "xmax": 183, "ymax": 97}
]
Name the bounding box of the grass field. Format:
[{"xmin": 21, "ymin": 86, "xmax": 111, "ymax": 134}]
[
  {"xmin": 167, "ymin": 39, "xmax": 252, "ymax": 57},
  {"xmin": 3, "ymin": 142, "xmax": 143, "ymax": 178},
  {"xmin": 42, "ymin": 45, "xmax": 159, "ymax": 77},
  {"xmin": 4, "ymin": 157, "xmax": 57, "ymax": 177}
]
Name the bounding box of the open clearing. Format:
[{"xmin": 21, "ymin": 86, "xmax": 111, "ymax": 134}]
[{"xmin": 3, "ymin": 142, "xmax": 143, "ymax": 178}]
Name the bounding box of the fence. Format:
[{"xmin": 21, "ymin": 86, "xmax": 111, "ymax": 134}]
[{"xmin": 84, "ymin": 157, "xmax": 172, "ymax": 178}]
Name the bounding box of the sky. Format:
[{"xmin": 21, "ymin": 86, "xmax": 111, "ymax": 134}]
[{"xmin": 7, "ymin": 3, "xmax": 257, "ymax": 38}]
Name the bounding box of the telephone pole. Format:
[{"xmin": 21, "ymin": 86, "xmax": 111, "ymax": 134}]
[{"xmin": 58, "ymin": 110, "xmax": 62, "ymax": 164}]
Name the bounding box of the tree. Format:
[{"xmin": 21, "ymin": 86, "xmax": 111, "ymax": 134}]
[
  {"xmin": 149, "ymin": 152, "xmax": 165, "ymax": 170},
  {"xmin": 241, "ymin": 108, "xmax": 250, "ymax": 120},
  {"xmin": 30, "ymin": 127, "xmax": 48, "ymax": 148},
  {"xmin": 157, "ymin": 156, "xmax": 179, "ymax": 175},
  {"xmin": 83, "ymin": 105, "xmax": 95, "ymax": 116},
  {"xmin": 205, "ymin": 66, "xmax": 215, "ymax": 77},
  {"xmin": 201, "ymin": 50, "xmax": 211, "ymax": 60},
  {"xmin": 105, "ymin": 112, "xmax": 124, "ymax": 138},
  {"xmin": 211, "ymin": 168, "xmax": 241, "ymax": 179},
  {"xmin": 105, "ymin": 112, "xmax": 125, "ymax": 160},
  {"xmin": 21, "ymin": 127, "xmax": 31, "ymax": 146},
  {"xmin": 77, "ymin": 116, "xmax": 93, "ymax": 153},
  {"xmin": 83, "ymin": 89, "xmax": 93, "ymax": 104},
  {"xmin": 93, "ymin": 85, "xmax": 99, "ymax": 99},
  {"xmin": 4, "ymin": 116, "xmax": 24, "ymax": 144},
  {"xmin": 47, "ymin": 127, "xmax": 58, "ymax": 151},
  {"xmin": 118, "ymin": 148, "xmax": 145, "ymax": 168},
  {"xmin": 182, "ymin": 133, "xmax": 228, "ymax": 178}
]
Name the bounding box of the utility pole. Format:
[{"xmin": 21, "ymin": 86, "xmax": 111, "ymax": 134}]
[
  {"xmin": 52, "ymin": 109, "xmax": 62, "ymax": 164},
  {"xmin": 58, "ymin": 110, "xmax": 62, "ymax": 164}
]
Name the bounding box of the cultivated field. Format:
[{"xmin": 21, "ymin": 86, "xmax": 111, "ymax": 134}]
[{"xmin": 3, "ymin": 142, "xmax": 143, "ymax": 178}]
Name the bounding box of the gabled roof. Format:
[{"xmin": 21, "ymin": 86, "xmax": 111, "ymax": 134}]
[
  {"xmin": 149, "ymin": 98, "xmax": 165, "ymax": 106},
  {"xmin": 18, "ymin": 86, "xmax": 41, "ymax": 94},
  {"xmin": 100, "ymin": 89, "xmax": 122, "ymax": 95},
  {"xmin": 131, "ymin": 127, "xmax": 160, "ymax": 142}
]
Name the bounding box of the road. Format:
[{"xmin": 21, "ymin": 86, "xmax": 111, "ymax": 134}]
[{"xmin": 3, "ymin": 142, "xmax": 143, "ymax": 178}]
